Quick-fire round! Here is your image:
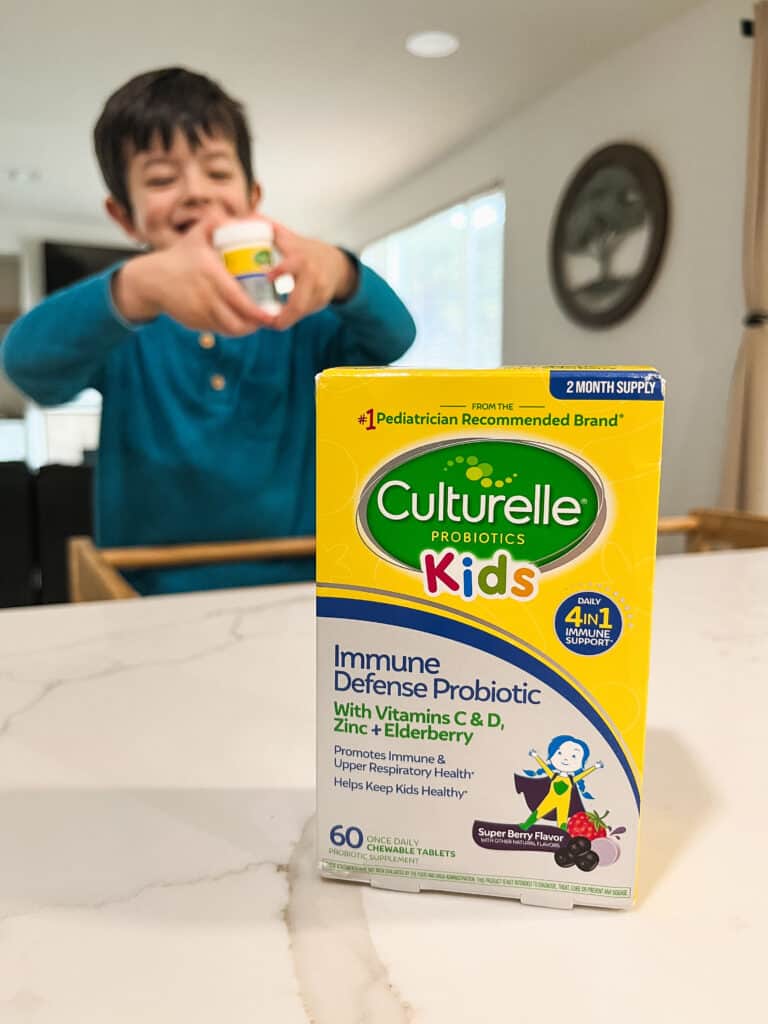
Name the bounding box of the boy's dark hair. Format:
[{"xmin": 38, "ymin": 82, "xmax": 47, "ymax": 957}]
[{"xmin": 94, "ymin": 67, "xmax": 254, "ymax": 216}]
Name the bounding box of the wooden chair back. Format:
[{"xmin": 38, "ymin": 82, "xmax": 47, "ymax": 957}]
[
  {"xmin": 657, "ymin": 508, "xmax": 768, "ymax": 552},
  {"xmin": 71, "ymin": 510, "xmax": 768, "ymax": 601},
  {"xmin": 68, "ymin": 535, "xmax": 316, "ymax": 602}
]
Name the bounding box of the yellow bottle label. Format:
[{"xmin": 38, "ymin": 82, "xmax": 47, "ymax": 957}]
[{"xmin": 222, "ymin": 244, "xmax": 273, "ymax": 277}]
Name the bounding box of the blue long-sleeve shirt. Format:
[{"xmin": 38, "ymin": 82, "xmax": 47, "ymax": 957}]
[{"xmin": 2, "ymin": 262, "xmax": 415, "ymax": 595}]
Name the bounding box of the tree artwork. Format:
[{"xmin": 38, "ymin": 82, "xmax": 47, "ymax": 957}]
[
  {"xmin": 550, "ymin": 145, "xmax": 668, "ymax": 329},
  {"xmin": 562, "ymin": 167, "xmax": 647, "ymax": 305}
]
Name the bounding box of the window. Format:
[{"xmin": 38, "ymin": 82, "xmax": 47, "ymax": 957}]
[{"xmin": 362, "ymin": 189, "xmax": 505, "ymax": 368}]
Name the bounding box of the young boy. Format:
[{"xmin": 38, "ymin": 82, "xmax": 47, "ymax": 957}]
[{"xmin": 2, "ymin": 68, "xmax": 415, "ymax": 595}]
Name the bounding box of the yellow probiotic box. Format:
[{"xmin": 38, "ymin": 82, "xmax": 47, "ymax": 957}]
[{"xmin": 316, "ymin": 367, "xmax": 664, "ymax": 910}]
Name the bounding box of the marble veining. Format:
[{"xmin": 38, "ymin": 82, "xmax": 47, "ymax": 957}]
[
  {"xmin": 0, "ymin": 591, "xmax": 308, "ymax": 742},
  {"xmin": 285, "ymin": 817, "xmax": 414, "ymax": 1024},
  {"xmin": 0, "ymin": 858, "xmax": 279, "ymax": 925}
]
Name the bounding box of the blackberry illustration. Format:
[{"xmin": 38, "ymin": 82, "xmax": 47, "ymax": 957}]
[
  {"xmin": 576, "ymin": 850, "xmax": 599, "ymax": 872},
  {"xmin": 555, "ymin": 847, "xmax": 577, "ymax": 868},
  {"xmin": 554, "ymin": 832, "xmax": 592, "ymax": 868},
  {"xmin": 565, "ymin": 836, "xmax": 591, "ymax": 857}
]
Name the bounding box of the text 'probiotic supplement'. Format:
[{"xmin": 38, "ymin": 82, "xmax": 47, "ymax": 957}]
[{"xmin": 316, "ymin": 367, "xmax": 664, "ymax": 909}]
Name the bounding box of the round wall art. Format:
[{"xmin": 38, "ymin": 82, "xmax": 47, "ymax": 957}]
[{"xmin": 549, "ymin": 143, "xmax": 669, "ymax": 329}]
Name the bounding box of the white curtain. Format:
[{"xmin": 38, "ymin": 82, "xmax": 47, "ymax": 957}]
[{"xmin": 721, "ymin": 2, "xmax": 768, "ymax": 511}]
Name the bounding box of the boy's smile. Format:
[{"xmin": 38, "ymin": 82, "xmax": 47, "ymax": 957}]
[{"xmin": 107, "ymin": 129, "xmax": 260, "ymax": 250}]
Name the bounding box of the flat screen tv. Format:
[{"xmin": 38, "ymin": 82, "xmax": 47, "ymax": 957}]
[{"xmin": 43, "ymin": 241, "xmax": 137, "ymax": 295}]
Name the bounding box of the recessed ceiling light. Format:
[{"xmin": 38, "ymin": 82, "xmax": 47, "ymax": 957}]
[{"xmin": 406, "ymin": 31, "xmax": 460, "ymax": 59}]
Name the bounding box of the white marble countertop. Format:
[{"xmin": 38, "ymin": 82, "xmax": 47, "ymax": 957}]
[{"xmin": 0, "ymin": 549, "xmax": 765, "ymax": 1022}]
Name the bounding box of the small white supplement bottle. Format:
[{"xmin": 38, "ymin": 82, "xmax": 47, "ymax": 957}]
[{"xmin": 213, "ymin": 219, "xmax": 281, "ymax": 315}]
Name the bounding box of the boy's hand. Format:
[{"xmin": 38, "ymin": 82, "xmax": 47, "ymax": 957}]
[
  {"xmin": 112, "ymin": 215, "xmax": 277, "ymax": 336},
  {"xmin": 267, "ymin": 222, "xmax": 358, "ymax": 331}
]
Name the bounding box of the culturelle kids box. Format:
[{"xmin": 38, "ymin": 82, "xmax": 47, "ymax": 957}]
[{"xmin": 316, "ymin": 367, "xmax": 664, "ymax": 910}]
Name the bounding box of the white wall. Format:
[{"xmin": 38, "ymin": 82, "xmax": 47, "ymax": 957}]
[
  {"xmin": 334, "ymin": 0, "xmax": 752, "ymax": 517},
  {"xmin": 0, "ymin": 211, "xmax": 124, "ymax": 258}
]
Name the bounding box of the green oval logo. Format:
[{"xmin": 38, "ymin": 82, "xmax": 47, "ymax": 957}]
[{"xmin": 357, "ymin": 438, "xmax": 605, "ymax": 571}]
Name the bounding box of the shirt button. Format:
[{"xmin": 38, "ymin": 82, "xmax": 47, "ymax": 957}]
[
  {"xmin": 199, "ymin": 332, "xmax": 216, "ymax": 349},
  {"xmin": 210, "ymin": 374, "xmax": 226, "ymax": 391}
]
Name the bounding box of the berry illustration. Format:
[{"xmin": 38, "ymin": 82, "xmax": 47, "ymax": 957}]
[
  {"xmin": 555, "ymin": 847, "xmax": 577, "ymax": 868},
  {"xmin": 554, "ymin": 833, "xmax": 593, "ymax": 869},
  {"xmin": 565, "ymin": 836, "xmax": 591, "ymax": 858},
  {"xmin": 567, "ymin": 810, "xmax": 609, "ymax": 842},
  {"xmin": 576, "ymin": 850, "xmax": 599, "ymax": 872},
  {"xmin": 591, "ymin": 836, "xmax": 622, "ymax": 867}
]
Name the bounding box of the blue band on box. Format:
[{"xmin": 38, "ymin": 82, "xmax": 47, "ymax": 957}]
[{"xmin": 549, "ymin": 370, "xmax": 663, "ymax": 401}]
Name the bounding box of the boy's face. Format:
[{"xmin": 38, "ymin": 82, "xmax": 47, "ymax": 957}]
[{"xmin": 106, "ymin": 128, "xmax": 260, "ymax": 249}]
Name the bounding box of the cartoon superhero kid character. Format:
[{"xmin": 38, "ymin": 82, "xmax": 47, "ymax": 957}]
[{"xmin": 517, "ymin": 735, "xmax": 604, "ymax": 832}]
